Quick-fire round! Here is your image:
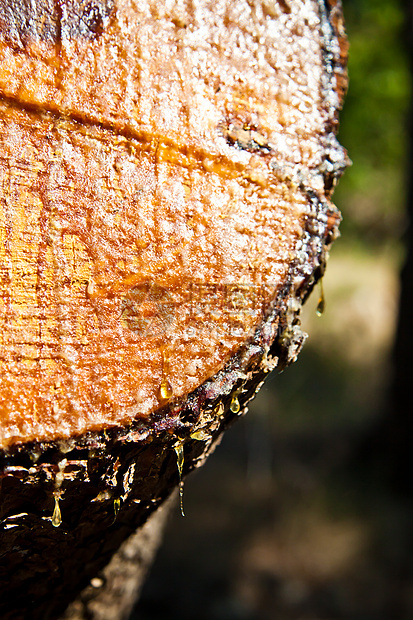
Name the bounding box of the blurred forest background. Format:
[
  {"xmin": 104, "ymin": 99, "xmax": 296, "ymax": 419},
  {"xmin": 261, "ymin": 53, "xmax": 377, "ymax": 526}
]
[{"xmin": 134, "ymin": 1, "xmax": 413, "ymax": 618}]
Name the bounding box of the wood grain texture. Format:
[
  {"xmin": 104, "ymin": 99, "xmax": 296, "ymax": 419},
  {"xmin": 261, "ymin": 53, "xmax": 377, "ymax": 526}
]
[{"xmin": 0, "ymin": 0, "xmax": 346, "ymax": 446}]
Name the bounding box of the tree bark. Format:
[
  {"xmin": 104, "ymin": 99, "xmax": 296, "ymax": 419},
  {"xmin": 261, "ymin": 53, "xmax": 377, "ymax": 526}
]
[{"xmin": 60, "ymin": 493, "xmax": 176, "ymax": 620}]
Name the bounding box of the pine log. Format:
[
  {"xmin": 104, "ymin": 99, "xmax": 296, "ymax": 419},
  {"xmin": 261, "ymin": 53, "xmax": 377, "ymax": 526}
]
[{"xmin": 0, "ymin": 1, "xmax": 348, "ymax": 618}]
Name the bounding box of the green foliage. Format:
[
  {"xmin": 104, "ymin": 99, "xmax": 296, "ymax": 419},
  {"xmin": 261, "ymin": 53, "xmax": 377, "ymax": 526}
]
[{"xmin": 335, "ymin": 0, "xmax": 410, "ymax": 246}]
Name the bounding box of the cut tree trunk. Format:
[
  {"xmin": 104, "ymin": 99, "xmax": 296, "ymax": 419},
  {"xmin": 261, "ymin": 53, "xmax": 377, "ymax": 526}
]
[{"xmin": 0, "ymin": 1, "xmax": 348, "ymax": 618}]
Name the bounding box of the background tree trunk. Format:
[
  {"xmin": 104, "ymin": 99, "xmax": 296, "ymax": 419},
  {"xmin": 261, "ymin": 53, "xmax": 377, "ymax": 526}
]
[
  {"xmin": 385, "ymin": 0, "xmax": 413, "ymax": 492},
  {"xmin": 358, "ymin": 0, "xmax": 413, "ymax": 493}
]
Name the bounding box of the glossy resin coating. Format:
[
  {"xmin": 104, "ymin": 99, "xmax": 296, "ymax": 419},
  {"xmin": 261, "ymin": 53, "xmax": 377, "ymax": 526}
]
[{"xmin": 0, "ymin": 0, "xmax": 347, "ymax": 446}]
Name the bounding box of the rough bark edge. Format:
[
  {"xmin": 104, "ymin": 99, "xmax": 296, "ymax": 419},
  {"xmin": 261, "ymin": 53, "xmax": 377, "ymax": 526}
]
[{"xmin": 322, "ymin": 0, "xmax": 349, "ymax": 111}]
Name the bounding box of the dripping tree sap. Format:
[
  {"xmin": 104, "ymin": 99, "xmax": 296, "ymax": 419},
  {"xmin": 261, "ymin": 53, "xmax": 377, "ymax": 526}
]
[{"xmin": 0, "ymin": 1, "xmax": 348, "ymax": 618}]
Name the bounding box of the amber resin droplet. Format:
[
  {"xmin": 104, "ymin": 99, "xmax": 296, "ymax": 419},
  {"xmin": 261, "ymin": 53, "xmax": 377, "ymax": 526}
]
[
  {"xmin": 113, "ymin": 498, "xmax": 121, "ymax": 518},
  {"xmin": 159, "ymin": 378, "xmax": 173, "ymax": 402},
  {"xmin": 230, "ymin": 396, "xmax": 240, "ymax": 414},
  {"xmin": 174, "ymin": 443, "xmax": 185, "ymax": 517},
  {"xmin": 316, "ymin": 280, "xmax": 325, "ymax": 317},
  {"xmin": 190, "ymin": 428, "xmax": 210, "ymax": 441},
  {"xmin": 52, "ymin": 495, "xmax": 62, "ymax": 528}
]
